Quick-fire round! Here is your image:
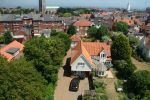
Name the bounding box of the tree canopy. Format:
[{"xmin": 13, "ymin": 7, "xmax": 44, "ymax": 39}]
[
  {"xmin": 67, "ymin": 25, "xmax": 77, "ymax": 35},
  {"xmin": 0, "ymin": 57, "xmax": 47, "ymax": 100},
  {"xmin": 113, "ymin": 22, "xmax": 128, "ymax": 35},
  {"xmin": 3, "ymin": 31, "xmax": 13, "ymax": 44},
  {"xmin": 111, "ymin": 34, "xmax": 131, "ymax": 62},
  {"xmin": 127, "ymin": 70, "xmax": 150, "ymax": 99},
  {"xmin": 111, "ymin": 33, "xmax": 135, "ymax": 78}
]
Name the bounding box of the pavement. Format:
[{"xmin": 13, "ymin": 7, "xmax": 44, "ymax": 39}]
[
  {"xmin": 54, "ymin": 68, "xmax": 89, "ymax": 100},
  {"xmin": 54, "ymin": 49, "xmax": 89, "ymax": 100}
]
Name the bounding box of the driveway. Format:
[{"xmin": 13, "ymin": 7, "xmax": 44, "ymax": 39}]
[
  {"xmin": 54, "ymin": 49, "xmax": 89, "ymax": 100},
  {"xmin": 54, "ymin": 68, "xmax": 89, "ymax": 100}
]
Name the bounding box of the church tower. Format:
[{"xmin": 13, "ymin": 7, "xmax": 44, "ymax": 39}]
[
  {"xmin": 39, "ymin": 0, "xmax": 46, "ymax": 14},
  {"xmin": 127, "ymin": 2, "xmax": 131, "ymax": 12}
]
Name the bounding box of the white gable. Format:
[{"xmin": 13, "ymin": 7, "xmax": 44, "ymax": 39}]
[
  {"xmin": 71, "ymin": 54, "xmax": 92, "ymax": 71},
  {"xmin": 100, "ymin": 50, "xmax": 107, "ymax": 62}
]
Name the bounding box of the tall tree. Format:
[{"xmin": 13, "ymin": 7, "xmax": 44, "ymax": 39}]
[
  {"xmin": 67, "ymin": 25, "xmax": 77, "ymax": 35},
  {"xmin": 113, "ymin": 22, "xmax": 128, "ymax": 35},
  {"xmin": 111, "ymin": 34, "xmax": 131, "ymax": 62},
  {"xmin": 0, "ymin": 57, "xmax": 47, "ymax": 100},
  {"xmin": 127, "ymin": 70, "xmax": 150, "ymax": 99},
  {"xmin": 3, "ymin": 31, "xmax": 13, "ymax": 44}
]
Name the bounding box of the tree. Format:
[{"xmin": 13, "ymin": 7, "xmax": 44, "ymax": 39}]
[
  {"xmin": 111, "ymin": 34, "xmax": 135, "ymax": 78},
  {"xmin": 113, "ymin": 22, "xmax": 128, "ymax": 35},
  {"xmin": 128, "ymin": 35, "xmax": 140, "ymax": 48},
  {"xmin": 67, "ymin": 25, "xmax": 77, "ymax": 35},
  {"xmin": 3, "ymin": 31, "xmax": 13, "ymax": 44},
  {"xmin": 0, "ymin": 57, "xmax": 47, "ymax": 100},
  {"xmin": 52, "ymin": 32, "xmax": 71, "ymax": 52},
  {"xmin": 24, "ymin": 36, "xmax": 66, "ymax": 83},
  {"xmin": 96, "ymin": 25, "xmax": 110, "ymax": 41},
  {"xmin": 127, "ymin": 70, "xmax": 150, "ymax": 99},
  {"xmin": 113, "ymin": 60, "xmax": 135, "ymax": 79},
  {"xmin": 87, "ymin": 26, "xmax": 98, "ymax": 38},
  {"xmin": 111, "ymin": 34, "xmax": 131, "ymax": 62}
]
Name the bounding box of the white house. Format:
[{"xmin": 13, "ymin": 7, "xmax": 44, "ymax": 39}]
[{"xmin": 70, "ymin": 41, "xmax": 112, "ymax": 77}]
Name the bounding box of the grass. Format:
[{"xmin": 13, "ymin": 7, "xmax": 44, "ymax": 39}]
[{"xmin": 131, "ymin": 57, "xmax": 150, "ymax": 72}]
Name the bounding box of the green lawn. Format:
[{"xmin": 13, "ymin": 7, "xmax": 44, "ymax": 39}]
[{"xmin": 132, "ymin": 57, "xmax": 150, "ymax": 72}]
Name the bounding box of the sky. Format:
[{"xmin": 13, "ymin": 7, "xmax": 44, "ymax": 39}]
[{"xmin": 0, "ymin": 0, "xmax": 150, "ymax": 10}]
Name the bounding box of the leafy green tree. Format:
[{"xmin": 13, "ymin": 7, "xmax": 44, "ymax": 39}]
[
  {"xmin": 0, "ymin": 36, "xmax": 4, "ymax": 43},
  {"xmin": 113, "ymin": 60, "xmax": 135, "ymax": 79},
  {"xmin": 127, "ymin": 70, "xmax": 150, "ymax": 99},
  {"xmin": 128, "ymin": 35, "xmax": 140, "ymax": 48},
  {"xmin": 111, "ymin": 34, "xmax": 131, "ymax": 62},
  {"xmin": 24, "ymin": 37, "xmax": 66, "ymax": 83},
  {"xmin": 87, "ymin": 26, "xmax": 98, "ymax": 38},
  {"xmin": 113, "ymin": 22, "xmax": 128, "ymax": 35},
  {"xmin": 0, "ymin": 57, "xmax": 47, "ymax": 100},
  {"xmin": 52, "ymin": 32, "xmax": 71, "ymax": 52},
  {"xmin": 3, "ymin": 31, "xmax": 13, "ymax": 44},
  {"xmin": 96, "ymin": 25, "xmax": 110, "ymax": 41},
  {"xmin": 111, "ymin": 34, "xmax": 135, "ymax": 78},
  {"xmin": 67, "ymin": 25, "xmax": 77, "ymax": 35}
]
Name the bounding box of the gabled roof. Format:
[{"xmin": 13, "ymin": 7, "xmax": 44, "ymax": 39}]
[
  {"xmin": 0, "ymin": 40, "xmax": 24, "ymax": 61},
  {"xmin": 71, "ymin": 41, "xmax": 112, "ymax": 66},
  {"xmin": 70, "ymin": 34, "xmax": 81, "ymax": 42},
  {"xmin": 71, "ymin": 42, "xmax": 93, "ymax": 66},
  {"xmin": 73, "ymin": 20, "xmax": 93, "ymax": 27},
  {"xmin": 82, "ymin": 42, "xmax": 111, "ymax": 57}
]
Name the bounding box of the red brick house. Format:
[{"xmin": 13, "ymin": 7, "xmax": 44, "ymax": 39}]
[{"xmin": 73, "ymin": 20, "xmax": 93, "ymax": 36}]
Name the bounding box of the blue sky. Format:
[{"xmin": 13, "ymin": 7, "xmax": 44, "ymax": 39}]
[{"xmin": 0, "ymin": 0, "xmax": 150, "ymax": 9}]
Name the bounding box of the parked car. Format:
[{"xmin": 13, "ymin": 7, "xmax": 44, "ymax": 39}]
[{"xmin": 69, "ymin": 78, "xmax": 80, "ymax": 92}]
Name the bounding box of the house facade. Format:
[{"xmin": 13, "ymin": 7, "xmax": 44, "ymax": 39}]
[
  {"xmin": 70, "ymin": 42, "xmax": 112, "ymax": 77},
  {"xmin": 0, "ymin": 14, "xmax": 65, "ymax": 38},
  {"xmin": 73, "ymin": 20, "xmax": 93, "ymax": 36}
]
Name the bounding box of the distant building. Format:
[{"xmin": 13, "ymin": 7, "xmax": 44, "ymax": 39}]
[
  {"xmin": 127, "ymin": 2, "xmax": 131, "ymax": 12},
  {"xmin": 39, "ymin": 0, "xmax": 46, "ymax": 14}
]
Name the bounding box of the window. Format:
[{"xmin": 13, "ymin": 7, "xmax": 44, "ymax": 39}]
[{"xmin": 78, "ymin": 62, "xmax": 85, "ymax": 67}]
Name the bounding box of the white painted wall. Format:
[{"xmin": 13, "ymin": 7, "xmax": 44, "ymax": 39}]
[
  {"xmin": 71, "ymin": 55, "xmax": 92, "ymax": 71},
  {"xmin": 99, "ymin": 50, "xmax": 107, "ymax": 62}
]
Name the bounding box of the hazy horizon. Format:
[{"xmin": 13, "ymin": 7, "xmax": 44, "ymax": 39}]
[{"xmin": 0, "ymin": 0, "xmax": 150, "ymax": 10}]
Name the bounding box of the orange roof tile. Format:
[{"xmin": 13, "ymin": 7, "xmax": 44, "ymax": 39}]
[
  {"xmin": 82, "ymin": 42, "xmax": 111, "ymax": 57},
  {"xmin": 0, "ymin": 40, "xmax": 24, "ymax": 61},
  {"xmin": 70, "ymin": 34, "xmax": 81, "ymax": 42},
  {"xmin": 71, "ymin": 42, "xmax": 93, "ymax": 65},
  {"xmin": 73, "ymin": 20, "xmax": 93, "ymax": 27},
  {"xmin": 71, "ymin": 42, "xmax": 111, "ymax": 65},
  {"xmin": 120, "ymin": 18, "xmax": 134, "ymax": 26}
]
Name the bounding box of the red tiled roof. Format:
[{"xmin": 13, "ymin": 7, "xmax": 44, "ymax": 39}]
[
  {"xmin": 71, "ymin": 42, "xmax": 93, "ymax": 65},
  {"xmin": 71, "ymin": 42, "xmax": 111, "ymax": 65},
  {"xmin": 70, "ymin": 34, "xmax": 81, "ymax": 42},
  {"xmin": 73, "ymin": 20, "xmax": 93, "ymax": 27},
  {"xmin": 121, "ymin": 19, "xmax": 134, "ymax": 26},
  {"xmin": 82, "ymin": 42, "xmax": 111, "ymax": 57},
  {"xmin": 0, "ymin": 40, "xmax": 24, "ymax": 61}
]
